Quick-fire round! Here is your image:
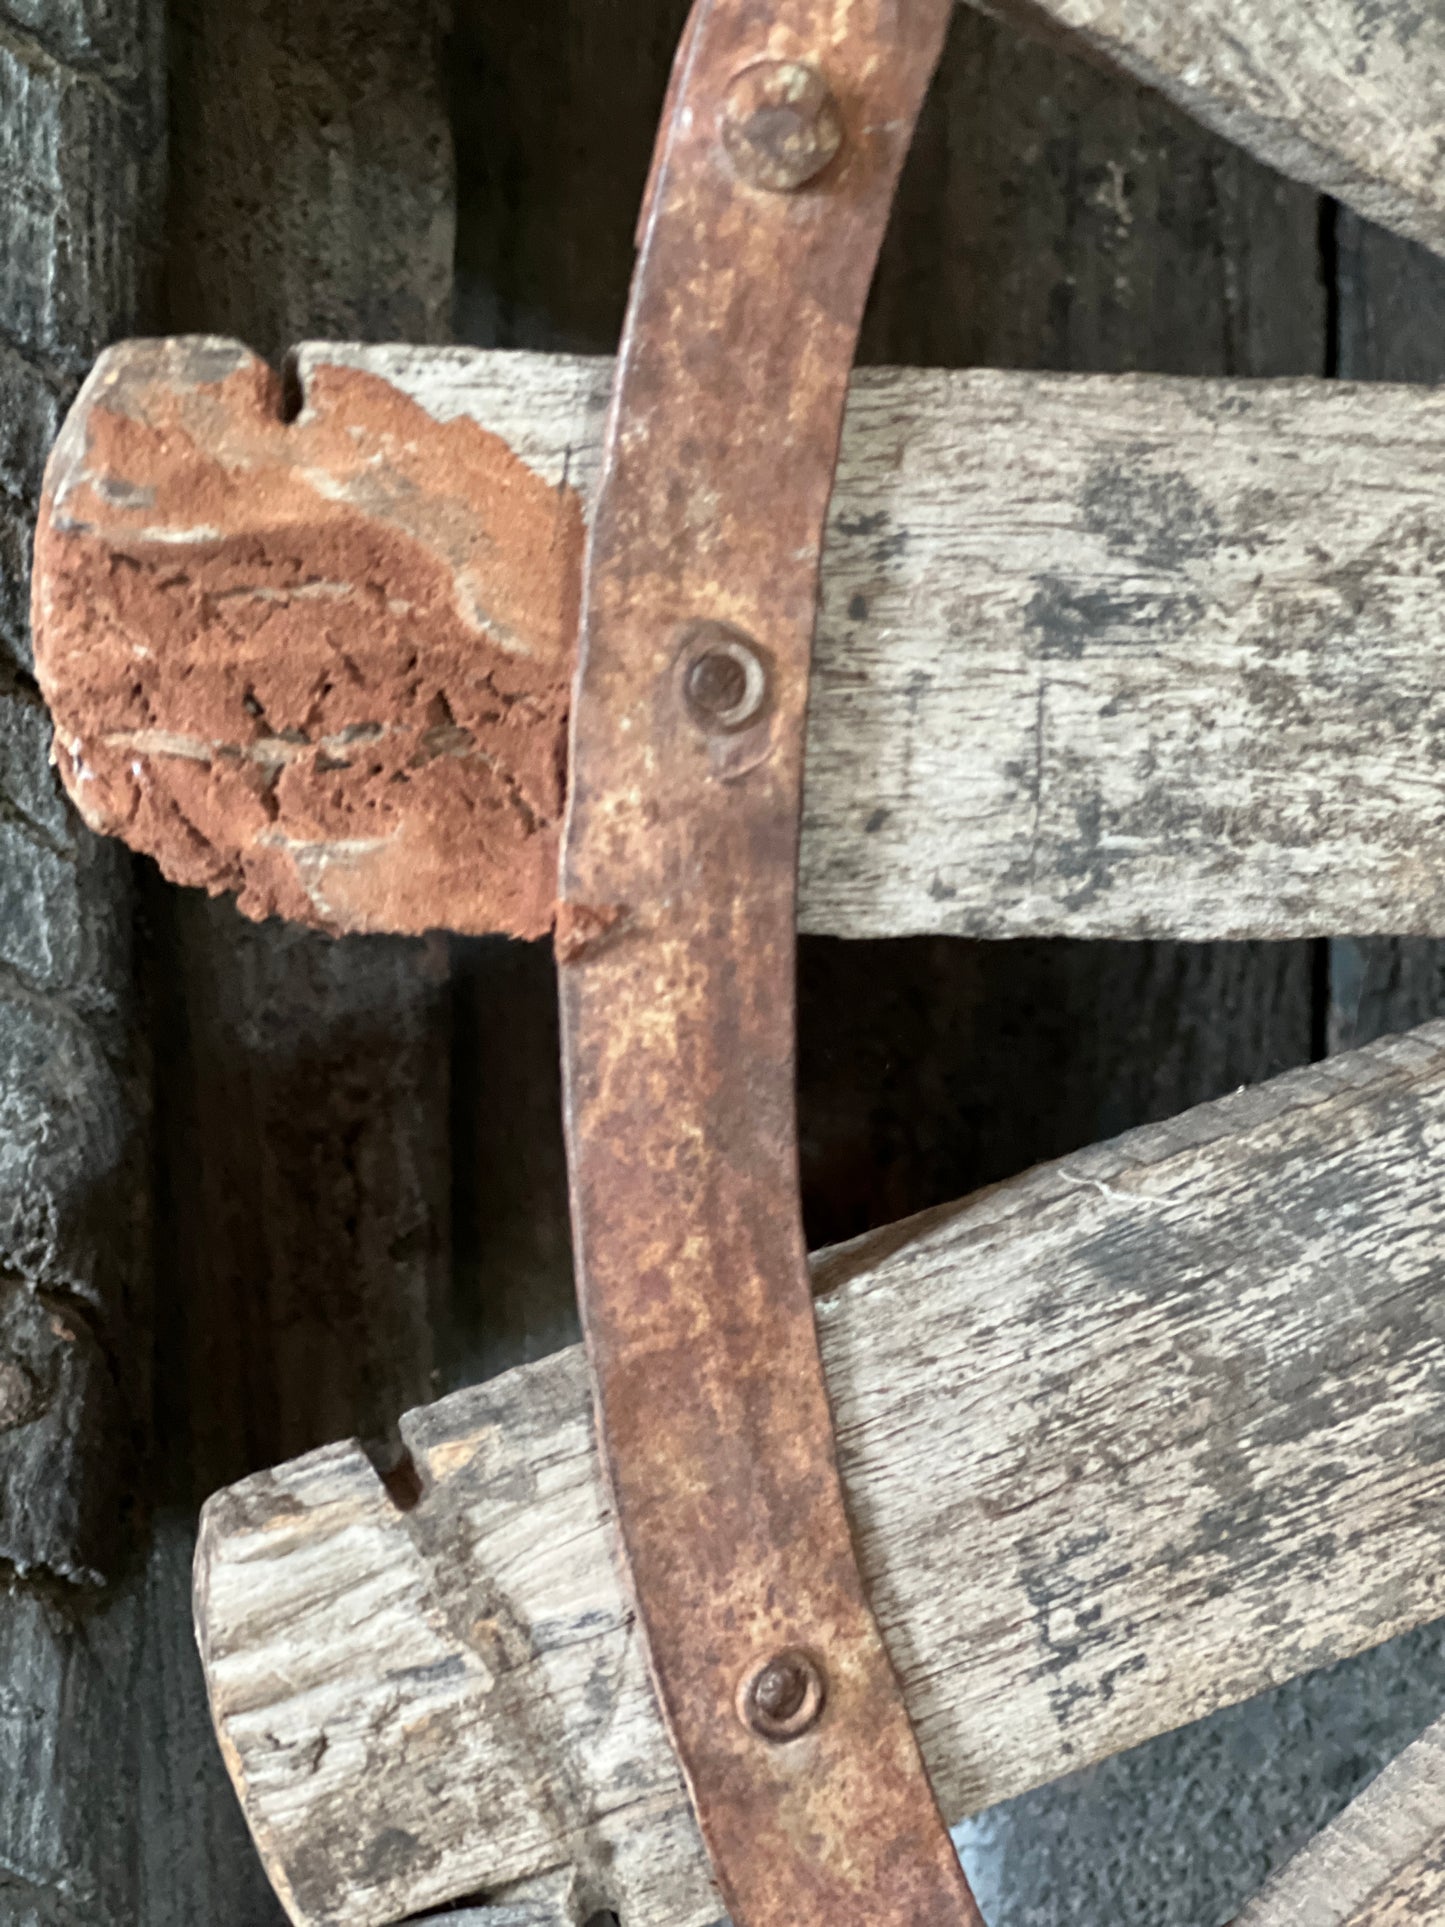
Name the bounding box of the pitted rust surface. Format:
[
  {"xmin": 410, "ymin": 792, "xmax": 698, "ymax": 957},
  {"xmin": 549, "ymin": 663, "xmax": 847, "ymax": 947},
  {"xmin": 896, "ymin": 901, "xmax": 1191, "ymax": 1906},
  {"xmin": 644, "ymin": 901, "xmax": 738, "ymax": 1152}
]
[
  {"xmin": 32, "ymin": 337, "xmax": 580, "ymax": 939},
  {"xmin": 558, "ymin": 2, "xmax": 983, "ymax": 1922}
]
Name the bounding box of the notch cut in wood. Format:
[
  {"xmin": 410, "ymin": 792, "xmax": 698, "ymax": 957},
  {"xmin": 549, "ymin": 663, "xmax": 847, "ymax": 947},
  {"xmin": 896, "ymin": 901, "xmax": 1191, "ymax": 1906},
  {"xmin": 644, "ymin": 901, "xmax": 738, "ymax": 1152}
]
[
  {"xmin": 197, "ymin": 1018, "xmax": 1445, "ymax": 1927},
  {"xmin": 34, "ymin": 334, "xmax": 1445, "ymax": 947}
]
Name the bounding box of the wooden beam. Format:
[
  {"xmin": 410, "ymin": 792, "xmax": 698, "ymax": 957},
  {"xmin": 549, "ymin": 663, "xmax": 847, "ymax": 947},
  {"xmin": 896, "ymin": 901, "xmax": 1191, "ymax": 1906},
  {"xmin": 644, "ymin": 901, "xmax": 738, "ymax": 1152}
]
[
  {"xmin": 969, "ymin": 0, "xmax": 1445, "ymax": 261},
  {"xmin": 37, "ymin": 338, "xmax": 1445, "ymax": 945},
  {"xmin": 1236, "ymin": 1715, "xmax": 1445, "ymax": 1925},
  {"xmin": 198, "ymin": 1018, "xmax": 1445, "ymax": 1927},
  {"xmin": 0, "ymin": 0, "xmax": 167, "ymax": 1917}
]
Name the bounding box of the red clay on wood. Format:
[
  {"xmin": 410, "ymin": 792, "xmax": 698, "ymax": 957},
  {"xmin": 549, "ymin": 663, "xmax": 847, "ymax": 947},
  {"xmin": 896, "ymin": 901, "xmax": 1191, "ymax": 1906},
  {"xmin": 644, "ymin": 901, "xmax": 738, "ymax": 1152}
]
[{"xmin": 32, "ymin": 337, "xmax": 582, "ymax": 939}]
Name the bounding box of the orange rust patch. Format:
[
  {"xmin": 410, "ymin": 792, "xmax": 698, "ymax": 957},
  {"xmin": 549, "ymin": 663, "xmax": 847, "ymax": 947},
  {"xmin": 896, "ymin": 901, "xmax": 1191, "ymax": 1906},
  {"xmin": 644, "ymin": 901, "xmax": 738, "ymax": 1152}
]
[
  {"xmin": 554, "ymin": 898, "xmax": 627, "ymax": 963},
  {"xmin": 32, "ymin": 339, "xmax": 584, "ymax": 939}
]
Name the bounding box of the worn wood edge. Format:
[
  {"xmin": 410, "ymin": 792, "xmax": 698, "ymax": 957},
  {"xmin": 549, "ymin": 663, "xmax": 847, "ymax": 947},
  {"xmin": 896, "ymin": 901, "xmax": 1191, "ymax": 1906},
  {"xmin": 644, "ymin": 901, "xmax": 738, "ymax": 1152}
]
[
  {"xmin": 197, "ymin": 1018, "xmax": 1445, "ymax": 1926},
  {"xmin": 37, "ymin": 336, "xmax": 1445, "ymax": 943},
  {"xmin": 965, "ymin": 0, "xmax": 1445, "ymax": 261},
  {"xmin": 1234, "ymin": 1713, "xmax": 1445, "ymax": 1925}
]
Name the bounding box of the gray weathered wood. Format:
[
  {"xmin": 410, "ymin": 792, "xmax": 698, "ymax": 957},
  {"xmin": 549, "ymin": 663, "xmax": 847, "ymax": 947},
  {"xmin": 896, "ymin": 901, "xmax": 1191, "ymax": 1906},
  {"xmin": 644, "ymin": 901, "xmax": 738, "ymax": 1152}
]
[
  {"xmin": 1268, "ymin": 189, "xmax": 1445, "ymax": 1927},
  {"xmin": 1327, "ymin": 216, "xmax": 1445, "ymax": 1057},
  {"xmin": 1236, "ymin": 1714, "xmax": 1445, "ymax": 1925},
  {"xmin": 275, "ymin": 341, "xmax": 1445, "ymax": 944},
  {"xmin": 970, "ymin": 0, "xmax": 1445, "ymax": 261},
  {"xmin": 199, "ymin": 1019, "xmax": 1445, "ymax": 1927}
]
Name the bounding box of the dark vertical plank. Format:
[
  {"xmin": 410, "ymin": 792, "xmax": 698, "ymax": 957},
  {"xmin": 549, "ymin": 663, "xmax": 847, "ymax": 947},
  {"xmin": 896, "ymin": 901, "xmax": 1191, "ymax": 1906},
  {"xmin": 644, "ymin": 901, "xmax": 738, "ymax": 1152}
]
[
  {"xmin": 862, "ymin": 12, "xmax": 1324, "ymax": 380},
  {"xmin": 0, "ymin": 0, "xmax": 164, "ymax": 1918},
  {"xmin": 152, "ymin": 0, "xmax": 455, "ymax": 1462},
  {"xmin": 118, "ymin": 3, "xmax": 457, "ymax": 1919},
  {"xmin": 165, "ymin": 0, "xmax": 454, "ymax": 359},
  {"xmin": 0, "ymin": 0, "xmax": 162, "ymax": 1580},
  {"xmin": 1329, "ymin": 211, "xmax": 1445, "ymax": 1052},
  {"xmin": 449, "ymin": 935, "xmax": 574, "ymax": 1383},
  {"xmin": 150, "ymin": 919, "xmax": 451, "ymax": 1492}
]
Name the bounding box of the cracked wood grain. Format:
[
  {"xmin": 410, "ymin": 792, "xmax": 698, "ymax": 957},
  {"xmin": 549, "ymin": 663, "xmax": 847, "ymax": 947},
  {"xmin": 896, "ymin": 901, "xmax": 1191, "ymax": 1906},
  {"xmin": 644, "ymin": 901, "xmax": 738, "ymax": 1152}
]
[
  {"xmin": 0, "ymin": 0, "xmax": 168, "ymax": 1919},
  {"xmin": 37, "ymin": 335, "xmax": 1445, "ymax": 944},
  {"xmin": 198, "ymin": 1018, "xmax": 1445, "ymax": 1927}
]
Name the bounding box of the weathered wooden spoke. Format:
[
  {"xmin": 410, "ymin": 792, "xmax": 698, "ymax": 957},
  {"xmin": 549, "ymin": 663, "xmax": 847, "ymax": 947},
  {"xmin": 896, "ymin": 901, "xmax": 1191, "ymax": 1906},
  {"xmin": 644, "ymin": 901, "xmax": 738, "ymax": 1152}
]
[
  {"xmin": 196, "ymin": 1020, "xmax": 1445, "ymax": 1924},
  {"xmin": 24, "ymin": 0, "xmax": 1445, "ymax": 1921},
  {"xmin": 41, "ymin": 338, "xmax": 1445, "ymax": 946}
]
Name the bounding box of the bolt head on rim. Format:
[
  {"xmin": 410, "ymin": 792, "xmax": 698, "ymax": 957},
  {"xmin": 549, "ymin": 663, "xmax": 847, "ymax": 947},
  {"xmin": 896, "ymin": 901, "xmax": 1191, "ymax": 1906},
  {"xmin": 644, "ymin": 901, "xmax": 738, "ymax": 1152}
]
[
  {"xmin": 677, "ymin": 620, "xmax": 770, "ymax": 731},
  {"xmin": 741, "ymin": 1648, "xmax": 827, "ymax": 1742},
  {"xmin": 721, "ymin": 60, "xmax": 844, "ymax": 193}
]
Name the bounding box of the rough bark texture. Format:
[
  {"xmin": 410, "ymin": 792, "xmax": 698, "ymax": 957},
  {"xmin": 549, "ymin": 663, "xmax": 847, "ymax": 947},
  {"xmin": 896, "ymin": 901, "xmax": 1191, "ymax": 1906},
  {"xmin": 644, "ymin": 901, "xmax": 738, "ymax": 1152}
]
[
  {"xmin": 0, "ymin": 0, "xmax": 164, "ymax": 1921},
  {"xmin": 1, "ymin": 0, "xmax": 159, "ymax": 1580},
  {"xmin": 197, "ymin": 1021, "xmax": 1445, "ymax": 1927},
  {"xmin": 41, "ymin": 338, "xmax": 1445, "ymax": 946}
]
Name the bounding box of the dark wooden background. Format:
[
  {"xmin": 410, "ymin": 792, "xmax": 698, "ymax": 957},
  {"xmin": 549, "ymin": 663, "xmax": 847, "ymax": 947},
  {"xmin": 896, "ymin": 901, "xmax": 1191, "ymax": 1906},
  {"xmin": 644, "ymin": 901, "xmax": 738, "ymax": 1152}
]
[{"xmin": 6, "ymin": 0, "xmax": 1445, "ymax": 1920}]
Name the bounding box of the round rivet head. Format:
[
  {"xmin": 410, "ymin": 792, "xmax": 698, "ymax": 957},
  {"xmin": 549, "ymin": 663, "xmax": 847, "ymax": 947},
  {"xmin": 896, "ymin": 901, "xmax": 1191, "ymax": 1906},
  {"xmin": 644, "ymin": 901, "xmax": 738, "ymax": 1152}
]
[
  {"xmin": 721, "ymin": 60, "xmax": 843, "ymax": 193},
  {"xmin": 741, "ymin": 1649, "xmax": 826, "ymax": 1742},
  {"xmin": 677, "ymin": 621, "xmax": 769, "ymax": 732}
]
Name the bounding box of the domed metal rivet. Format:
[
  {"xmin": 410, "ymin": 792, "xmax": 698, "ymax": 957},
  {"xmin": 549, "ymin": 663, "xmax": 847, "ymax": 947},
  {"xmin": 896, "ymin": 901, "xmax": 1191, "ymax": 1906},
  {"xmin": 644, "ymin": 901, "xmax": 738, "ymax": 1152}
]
[
  {"xmin": 721, "ymin": 60, "xmax": 843, "ymax": 193},
  {"xmin": 741, "ymin": 1648, "xmax": 826, "ymax": 1742},
  {"xmin": 677, "ymin": 621, "xmax": 769, "ymax": 732}
]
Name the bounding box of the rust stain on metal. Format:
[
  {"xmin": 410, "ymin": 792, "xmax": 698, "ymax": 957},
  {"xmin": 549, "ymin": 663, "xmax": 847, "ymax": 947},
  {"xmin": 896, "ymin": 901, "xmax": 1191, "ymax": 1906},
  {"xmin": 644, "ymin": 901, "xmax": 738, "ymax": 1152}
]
[
  {"xmin": 554, "ymin": 898, "xmax": 628, "ymax": 963},
  {"xmin": 558, "ymin": 0, "xmax": 984, "ymax": 1922},
  {"xmin": 721, "ymin": 58, "xmax": 844, "ymax": 191}
]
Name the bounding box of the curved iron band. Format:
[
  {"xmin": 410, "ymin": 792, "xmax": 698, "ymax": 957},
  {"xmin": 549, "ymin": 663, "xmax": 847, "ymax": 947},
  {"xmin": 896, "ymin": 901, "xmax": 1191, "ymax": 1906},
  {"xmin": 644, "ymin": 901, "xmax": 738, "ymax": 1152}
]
[{"xmin": 558, "ymin": 2, "xmax": 982, "ymax": 1920}]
